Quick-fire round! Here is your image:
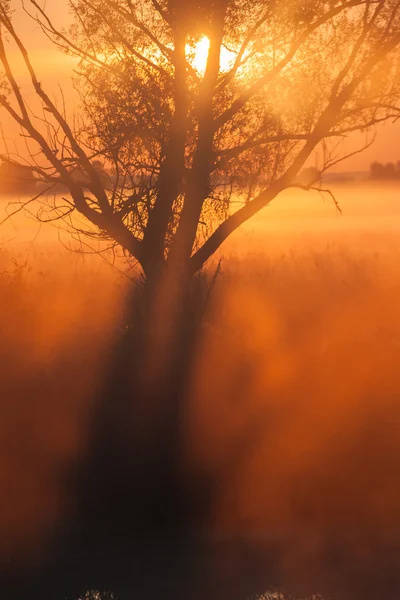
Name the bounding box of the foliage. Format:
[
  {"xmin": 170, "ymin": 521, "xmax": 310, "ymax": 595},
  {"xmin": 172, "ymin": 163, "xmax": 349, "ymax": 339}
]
[{"xmin": 1, "ymin": 1, "xmax": 400, "ymax": 280}]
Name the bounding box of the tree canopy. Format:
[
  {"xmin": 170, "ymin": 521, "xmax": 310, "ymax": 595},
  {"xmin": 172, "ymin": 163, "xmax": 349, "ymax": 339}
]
[{"xmin": 1, "ymin": 0, "xmax": 400, "ymax": 280}]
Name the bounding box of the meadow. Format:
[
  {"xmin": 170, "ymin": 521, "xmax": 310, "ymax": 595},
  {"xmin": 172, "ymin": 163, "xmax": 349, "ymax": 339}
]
[{"xmin": 1, "ymin": 182, "xmax": 400, "ymax": 599}]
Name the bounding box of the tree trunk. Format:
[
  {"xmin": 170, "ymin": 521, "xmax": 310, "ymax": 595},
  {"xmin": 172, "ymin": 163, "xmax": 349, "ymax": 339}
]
[
  {"xmin": 67, "ymin": 263, "xmax": 213, "ymax": 597},
  {"xmin": 0, "ymin": 265, "xmax": 216, "ymax": 600}
]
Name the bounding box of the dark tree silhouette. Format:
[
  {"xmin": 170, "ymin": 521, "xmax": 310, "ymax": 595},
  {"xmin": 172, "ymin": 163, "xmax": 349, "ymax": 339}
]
[
  {"xmin": 1, "ymin": 1, "xmax": 400, "ymax": 286},
  {"xmin": 3, "ymin": 2, "xmax": 400, "ymax": 599},
  {"xmin": 370, "ymin": 159, "xmax": 400, "ymax": 179}
]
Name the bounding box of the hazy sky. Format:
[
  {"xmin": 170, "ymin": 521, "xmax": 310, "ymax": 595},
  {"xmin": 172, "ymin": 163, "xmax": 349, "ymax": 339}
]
[
  {"xmin": 9, "ymin": 1, "xmax": 70, "ymax": 47},
  {"xmin": 3, "ymin": 0, "xmax": 400, "ymax": 172},
  {"xmin": 6, "ymin": 1, "xmax": 75, "ymax": 78}
]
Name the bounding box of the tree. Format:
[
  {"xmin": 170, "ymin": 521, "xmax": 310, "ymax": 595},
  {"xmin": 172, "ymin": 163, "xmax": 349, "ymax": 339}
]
[
  {"xmin": 1, "ymin": 1, "xmax": 400, "ymax": 288},
  {"xmin": 370, "ymin": 159, "xmax": 400, "ymax": 179},
  {"xmin": 3, "ymin": 2, "xmax": 400, "ymax": 598}
]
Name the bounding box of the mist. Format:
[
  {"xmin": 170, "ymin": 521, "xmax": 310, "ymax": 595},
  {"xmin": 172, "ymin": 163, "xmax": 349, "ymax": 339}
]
[{"xmin": 1, "ymin": 183, "xmax": 400, "ymax": 599}]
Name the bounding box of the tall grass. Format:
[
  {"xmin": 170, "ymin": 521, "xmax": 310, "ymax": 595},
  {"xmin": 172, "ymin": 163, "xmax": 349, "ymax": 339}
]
[{"xmin": 1, "ymin": 242, "xmax": 400, "ymax": 598}]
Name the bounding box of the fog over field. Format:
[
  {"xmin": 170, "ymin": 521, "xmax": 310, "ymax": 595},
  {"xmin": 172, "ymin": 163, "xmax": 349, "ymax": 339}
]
[
  {"xmin": 3, "ymin": 182, "xmax": 400, "ymax": 254},
  {"xmin": 3, "ymin": 1, "xmax": 400, "ymax": 597},
  {"xmin": 2, "ymin": 183, "xmax": 400, "ymax": 599}
]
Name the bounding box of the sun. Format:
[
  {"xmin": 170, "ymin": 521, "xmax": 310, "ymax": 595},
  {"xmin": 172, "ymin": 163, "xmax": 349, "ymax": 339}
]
[{"xmin": 188, "ymin": 36, "xmax": 236, "ymax": 75}]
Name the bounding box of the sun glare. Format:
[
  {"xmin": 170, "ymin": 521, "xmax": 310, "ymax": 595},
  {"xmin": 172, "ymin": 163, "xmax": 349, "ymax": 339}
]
[
  {"xmin": 96, "ymin": 36, "xmax": 236, "ymax": 77},
  {"xmin": 188, "ymin": 36, "xmax": 236, "ymax": 75}
]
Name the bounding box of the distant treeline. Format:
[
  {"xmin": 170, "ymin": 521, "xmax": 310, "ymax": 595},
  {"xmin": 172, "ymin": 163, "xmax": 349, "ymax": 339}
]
[
  {"xmin": 0, "ymin": 160, "xmax": 110, "ymax": 195},
  {"xmin": 296, "ymin": 166, "xmax": 358, "ymax": 185},
  {"xmin": 370, "ymin": 160, "xmax": 400, "ymax": 180},
  {"xmin": 0, "ymin": 162, "xmax": 37, "ymax": 195}
]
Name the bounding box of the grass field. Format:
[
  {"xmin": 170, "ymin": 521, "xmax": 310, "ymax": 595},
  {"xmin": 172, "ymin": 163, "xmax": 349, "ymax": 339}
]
[{"xmin": 1, "ymin": 183, "xmax": 400, "ymax": 598}]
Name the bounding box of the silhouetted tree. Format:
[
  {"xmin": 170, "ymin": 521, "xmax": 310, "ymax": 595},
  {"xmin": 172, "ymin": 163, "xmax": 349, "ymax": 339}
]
[
  {"xmin": 1, "ymin": 1, "xmax": 400, "ymax": 290},
  {"xmin": 370, "ymin": 159, "xmax": 400, "ymax": 179},
  {"xmin": 3, "ymin": 2, "xmax": 400, "ymax": 598}
]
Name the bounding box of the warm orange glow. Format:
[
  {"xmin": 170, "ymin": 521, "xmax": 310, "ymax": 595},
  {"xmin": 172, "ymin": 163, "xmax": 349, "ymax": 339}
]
[{"xmin": 187, "ymin": 36, "xmax": 236, "ymax": 76}]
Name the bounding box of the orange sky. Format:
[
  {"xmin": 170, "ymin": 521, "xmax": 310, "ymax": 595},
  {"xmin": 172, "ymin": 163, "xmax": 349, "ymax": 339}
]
[{"xmin": 3, "ymin": 0, "xmax": 400, "ymax": 172}]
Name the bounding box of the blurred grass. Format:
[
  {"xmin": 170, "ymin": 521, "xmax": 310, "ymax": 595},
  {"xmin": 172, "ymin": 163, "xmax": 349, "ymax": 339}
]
[{"xmin": 1, "ymin": 239, "xmax": 400, "ymax": 597}]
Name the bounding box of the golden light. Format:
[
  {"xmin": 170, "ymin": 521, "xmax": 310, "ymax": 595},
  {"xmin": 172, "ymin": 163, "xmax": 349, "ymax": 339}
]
[{"xmin": 188, "ymin": 36, "xmax": 236, "ymax": 76}]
